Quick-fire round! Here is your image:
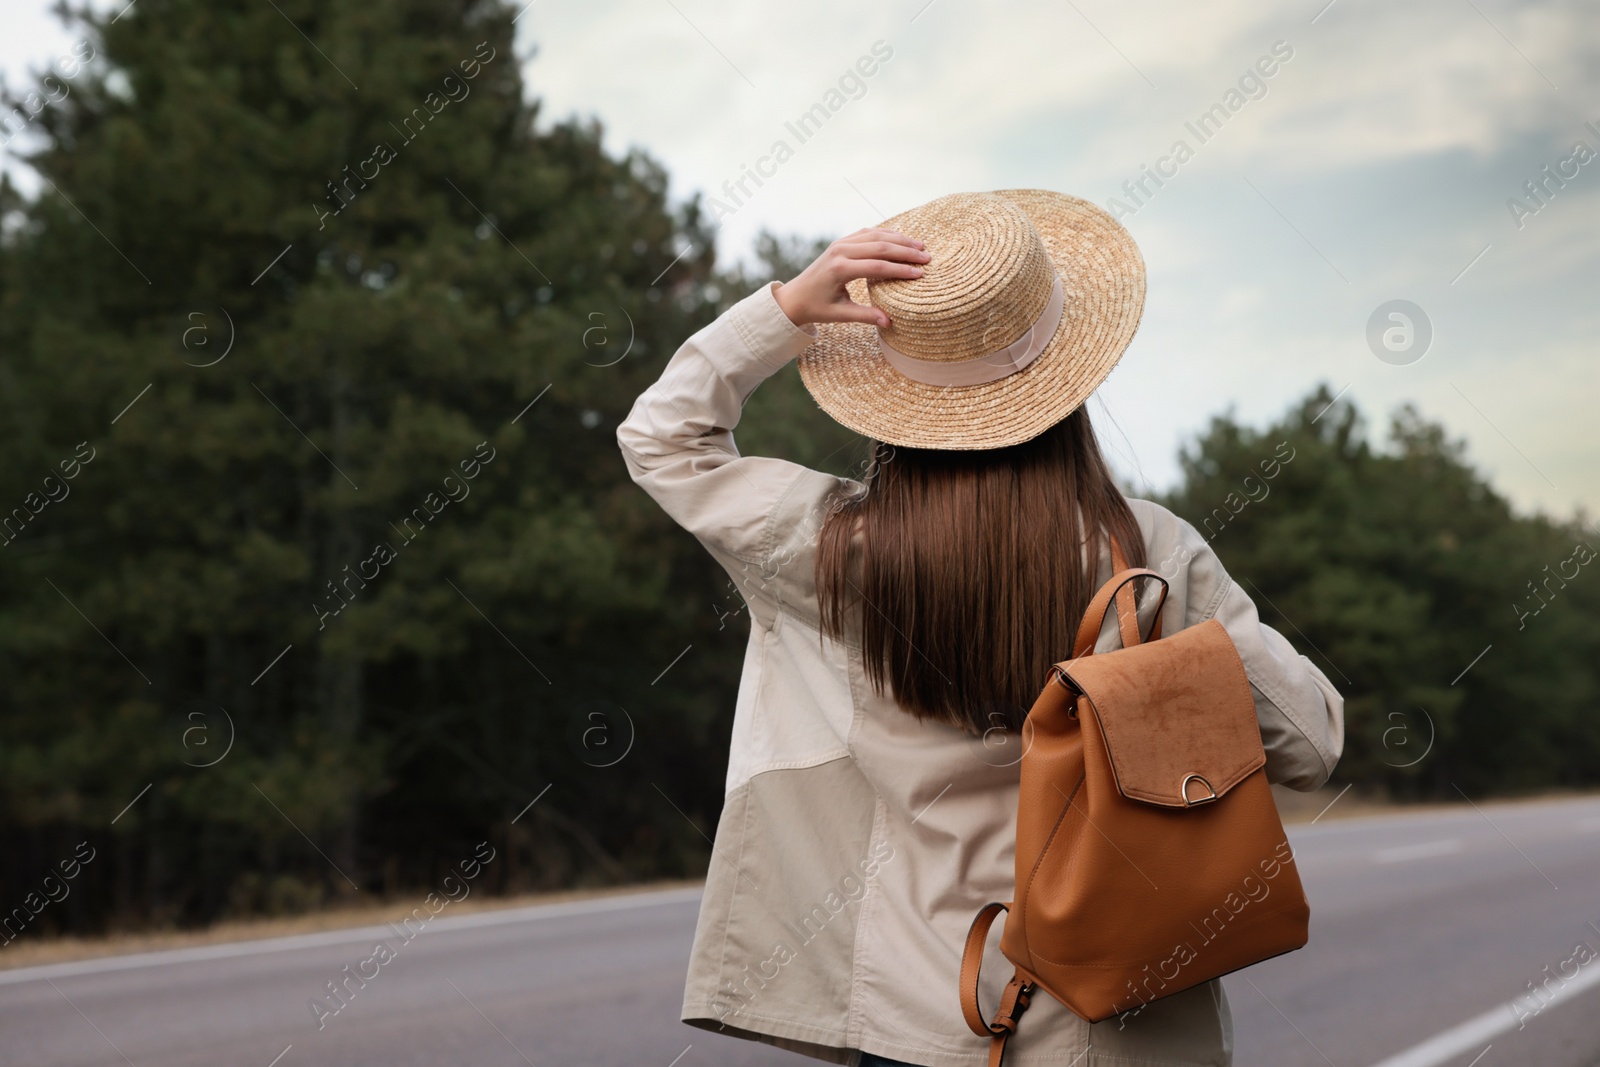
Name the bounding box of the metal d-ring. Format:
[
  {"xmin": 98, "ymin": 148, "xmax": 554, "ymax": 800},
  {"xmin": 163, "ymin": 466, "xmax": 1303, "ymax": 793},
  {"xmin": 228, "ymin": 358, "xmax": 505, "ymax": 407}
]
[
  {"xmin": 1180, "ymin": 773, "xmax": 1217, "ymax": 806},
  {"xmin": 1048, "ymin": 666, "xmax": 1082, "ymax": 719}
]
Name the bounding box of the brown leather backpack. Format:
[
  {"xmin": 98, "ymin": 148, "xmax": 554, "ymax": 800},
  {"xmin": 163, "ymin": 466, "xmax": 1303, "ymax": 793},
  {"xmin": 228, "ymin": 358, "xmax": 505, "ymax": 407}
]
[{"xmin": 959, "ymin": 544, "xmax": 1310, "ymax": 1065}]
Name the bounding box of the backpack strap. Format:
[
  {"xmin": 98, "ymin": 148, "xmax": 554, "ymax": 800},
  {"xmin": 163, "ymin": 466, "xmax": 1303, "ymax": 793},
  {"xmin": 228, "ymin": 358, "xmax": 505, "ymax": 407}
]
[
  {"xmin": 1072, "ymin": 564, "xmax": 1169, "ymax": 659},
  {"xmin": 1109, "ymin": 534, "xmax": 1130, "ymax": 573},
  {"xmin": 1108, "ymin": 536, "xmax": 1141, "ymax": 650},
  {"xmin": 960, "ymin": 902, "xmax": 1034, "ymax": 1066}
]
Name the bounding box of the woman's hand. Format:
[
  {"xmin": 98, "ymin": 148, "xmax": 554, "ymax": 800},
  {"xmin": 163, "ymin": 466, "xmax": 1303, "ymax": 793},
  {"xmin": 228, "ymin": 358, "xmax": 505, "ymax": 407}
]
[{"xmin": 773, "ymin": 227, "xmax": 929, "ymax": 330}]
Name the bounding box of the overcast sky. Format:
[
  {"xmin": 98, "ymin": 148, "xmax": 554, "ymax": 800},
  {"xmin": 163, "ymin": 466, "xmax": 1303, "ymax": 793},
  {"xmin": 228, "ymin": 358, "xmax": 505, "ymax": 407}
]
[{"xmin": 4, "ymin": 0, "xmax": 1596, "ymax": 521}]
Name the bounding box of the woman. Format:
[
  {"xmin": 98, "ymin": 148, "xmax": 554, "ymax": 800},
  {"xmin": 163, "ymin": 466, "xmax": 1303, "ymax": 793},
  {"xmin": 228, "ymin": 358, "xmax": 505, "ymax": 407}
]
[{"xmin": 617, "ymin": 190, "xmax": 1344, "ymax": 1067}]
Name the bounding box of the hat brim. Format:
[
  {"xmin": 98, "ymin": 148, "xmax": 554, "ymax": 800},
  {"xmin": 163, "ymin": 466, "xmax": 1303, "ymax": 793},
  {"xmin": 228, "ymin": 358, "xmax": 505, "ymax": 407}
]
[{"xmin": 796, "ymin": 189, "xmax": 1146, "ymax": 450}]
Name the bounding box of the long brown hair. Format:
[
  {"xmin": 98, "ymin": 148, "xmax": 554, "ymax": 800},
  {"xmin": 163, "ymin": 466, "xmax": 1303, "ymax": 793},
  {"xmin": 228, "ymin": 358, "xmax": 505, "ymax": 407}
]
[{"xmin": 815, "ymin": 407, "xmax": 1145, "ymax": 734}]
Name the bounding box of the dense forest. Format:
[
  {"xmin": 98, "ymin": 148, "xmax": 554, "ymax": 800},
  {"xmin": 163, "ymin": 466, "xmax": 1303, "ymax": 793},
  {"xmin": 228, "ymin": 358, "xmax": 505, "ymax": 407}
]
[{"xmin": 1, "ymin": 0, "xmax": 1596, "ymax": 938}]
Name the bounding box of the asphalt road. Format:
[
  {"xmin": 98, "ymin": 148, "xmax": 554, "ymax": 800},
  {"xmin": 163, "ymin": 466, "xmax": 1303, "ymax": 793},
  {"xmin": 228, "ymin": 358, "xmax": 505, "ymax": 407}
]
[
  {"xmin": 3, "ymin": 795, "xmax": 1598, "ymax": 1067},
  {"xmin": 1228, "ymin": 793, "xmax": 1600, "ymax": 1067}
]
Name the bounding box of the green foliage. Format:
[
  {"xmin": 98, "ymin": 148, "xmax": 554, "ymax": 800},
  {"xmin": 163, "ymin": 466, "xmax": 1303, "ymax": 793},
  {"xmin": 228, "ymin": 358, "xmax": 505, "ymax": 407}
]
[
  {"xmin": 0, "ymin": 0, "xmax": 758, "ymax": 932},
  {"xmin": 0, "ymin": 0, "xmax": 1594, "ymax": 936},
  {"xmin": 1159, "ymin": 386, "xmax": 1600, "ymax": 799}
]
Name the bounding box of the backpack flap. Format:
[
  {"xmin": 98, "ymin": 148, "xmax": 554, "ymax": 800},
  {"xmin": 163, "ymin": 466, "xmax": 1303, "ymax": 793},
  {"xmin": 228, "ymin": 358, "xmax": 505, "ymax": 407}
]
[{"xmin": 1056, "ymin": 618, "xmax": 1265, "ymax": 807}]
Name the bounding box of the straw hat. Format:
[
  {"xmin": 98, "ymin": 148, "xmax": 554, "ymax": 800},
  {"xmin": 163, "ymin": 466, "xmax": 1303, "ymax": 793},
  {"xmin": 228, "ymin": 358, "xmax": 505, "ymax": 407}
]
[{"xmin": 796, "ymin": 189, "xmax": 1145, "ymax": 450}]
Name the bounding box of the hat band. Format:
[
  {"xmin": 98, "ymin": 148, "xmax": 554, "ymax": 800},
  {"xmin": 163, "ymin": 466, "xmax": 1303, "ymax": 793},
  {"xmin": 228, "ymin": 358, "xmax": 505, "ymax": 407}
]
[{"xmin": 875, "ymin": 274, "xmax": 1065, "ymax": 387}]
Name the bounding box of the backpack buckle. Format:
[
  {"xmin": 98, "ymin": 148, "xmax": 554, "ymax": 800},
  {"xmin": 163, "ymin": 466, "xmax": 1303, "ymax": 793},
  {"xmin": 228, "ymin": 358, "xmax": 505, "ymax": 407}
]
[
  {"xmin": 1180, "ymin": 773, "xmax": 1218, "ymax": 806},
  {"xmin": 988, "ymin": 976, "xmax": 1035, "ymax": 1035},
  {"xmin": 1049, "ymin": 665, "xmax": 1082, "ymax": 703},
  {"xmin": 1049, "ymin": 666, "xmax": 1082, "ymax": 720}
]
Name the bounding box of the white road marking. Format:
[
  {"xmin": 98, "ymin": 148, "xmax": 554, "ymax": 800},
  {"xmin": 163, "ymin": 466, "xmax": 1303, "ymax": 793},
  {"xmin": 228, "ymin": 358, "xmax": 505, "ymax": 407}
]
[{"xmin": 1366, "ymin": 956, "xmax": 1600, "ymax": 1067}]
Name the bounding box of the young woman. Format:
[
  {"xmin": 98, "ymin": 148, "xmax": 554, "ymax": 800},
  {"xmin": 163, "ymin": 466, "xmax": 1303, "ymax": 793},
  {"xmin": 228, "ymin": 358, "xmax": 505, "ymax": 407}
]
[{"xmin": 617, "ymin": 190, "xmax": 1344, "ymax": 1067}]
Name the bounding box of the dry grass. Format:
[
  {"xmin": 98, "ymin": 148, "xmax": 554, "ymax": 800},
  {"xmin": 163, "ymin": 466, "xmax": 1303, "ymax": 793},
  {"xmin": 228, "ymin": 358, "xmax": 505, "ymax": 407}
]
[
  {"xmin": 1272, "ymin": 783, "xmax": 1396, "ymax": 824},
  {"xmin": 0, "ymin": 878, "xmax": 702, "ymax": 972},
  {"xmin": 1273, "ymin": 782, "xmax": 1600, "ymax": 824}
]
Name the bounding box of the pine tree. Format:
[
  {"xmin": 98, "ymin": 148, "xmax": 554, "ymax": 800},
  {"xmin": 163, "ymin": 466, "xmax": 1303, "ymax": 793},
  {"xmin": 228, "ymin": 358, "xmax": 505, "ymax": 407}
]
[
  {"xmin": 0, "ymin": 0, "xmax": 744, "ymax": 929},
  {"xmin": 1160, "ymin": 388, "xmax": 1600, "ymax": 798}
]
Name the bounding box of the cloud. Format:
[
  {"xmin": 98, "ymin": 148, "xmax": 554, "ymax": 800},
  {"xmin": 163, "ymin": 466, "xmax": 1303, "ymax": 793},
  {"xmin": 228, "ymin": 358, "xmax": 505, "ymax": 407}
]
[
  {"xmin": 506, "ymin": 0, "xmax": 1597, "ymax": 516},
  {"xmin": 3, "ymin": 0, "xmax": 1593, "ymax": 516}
]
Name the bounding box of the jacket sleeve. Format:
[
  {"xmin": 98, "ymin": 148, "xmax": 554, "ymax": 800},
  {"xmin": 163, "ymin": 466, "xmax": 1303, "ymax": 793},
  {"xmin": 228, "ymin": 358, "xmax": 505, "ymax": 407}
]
[
  {"xmin": 1159, "ymin": 512, "xmax": 1346, "ymax": 792},
  {"xmin": 616, "ymin": 280, "xmax": 856, "ymax": 626}
]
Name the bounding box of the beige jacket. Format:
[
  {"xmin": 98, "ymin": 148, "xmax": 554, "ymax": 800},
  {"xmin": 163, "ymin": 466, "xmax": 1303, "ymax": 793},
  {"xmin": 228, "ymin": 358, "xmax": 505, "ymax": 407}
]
[{"xmin": 616, "ymin": 280, "xmax": 1345, "ymax": 1067}]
